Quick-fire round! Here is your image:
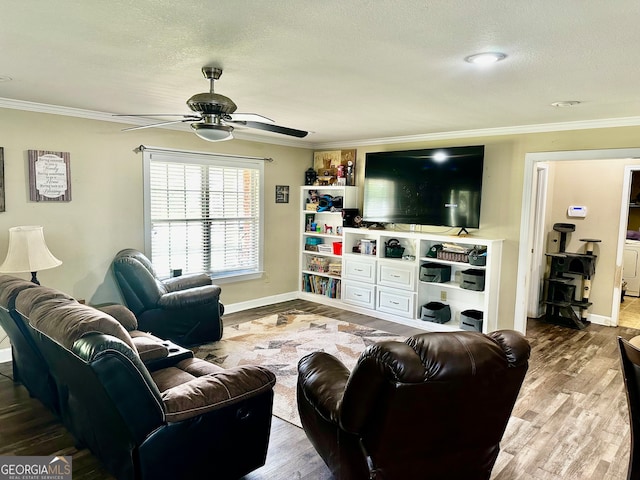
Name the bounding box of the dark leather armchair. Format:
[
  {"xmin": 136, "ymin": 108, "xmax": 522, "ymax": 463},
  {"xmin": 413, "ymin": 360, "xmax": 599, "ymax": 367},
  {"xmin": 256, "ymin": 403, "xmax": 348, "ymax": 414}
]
[
  {"xmin": 618, "ymin": 336, "xmax": 640, "ymax": 480},
  {"xmin": 297, "ymin": 330, "xmax": 530, "ymax": 480},
  {"xmin": 112, "ymin": 248, "xmax": 224, "ymax": 346}
]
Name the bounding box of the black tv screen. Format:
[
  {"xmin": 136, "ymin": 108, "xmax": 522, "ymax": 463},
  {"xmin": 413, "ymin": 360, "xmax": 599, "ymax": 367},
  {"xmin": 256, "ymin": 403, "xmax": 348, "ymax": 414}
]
[{"xmin": 363, "ymin": 145, "xmax": 484, "ymax": 228}]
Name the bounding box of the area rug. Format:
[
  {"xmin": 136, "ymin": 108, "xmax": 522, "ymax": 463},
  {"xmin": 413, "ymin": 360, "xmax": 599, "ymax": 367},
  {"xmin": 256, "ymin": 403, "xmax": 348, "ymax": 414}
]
[{"xmin": 192, "ymin": 310, "xmax": 405, "ymax": 427}]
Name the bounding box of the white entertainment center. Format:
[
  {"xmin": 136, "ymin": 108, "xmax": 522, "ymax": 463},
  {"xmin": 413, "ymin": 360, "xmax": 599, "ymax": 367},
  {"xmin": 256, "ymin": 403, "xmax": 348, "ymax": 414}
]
[{"xmin": 299, "ymin": 186, "xmax": 503, "ymax": 333}]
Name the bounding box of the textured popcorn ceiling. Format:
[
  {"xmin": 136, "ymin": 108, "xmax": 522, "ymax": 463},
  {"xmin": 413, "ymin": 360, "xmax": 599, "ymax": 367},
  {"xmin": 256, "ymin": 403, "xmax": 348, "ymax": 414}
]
[{"xmin": 2, "ymin": 1, "xmax": 640, "ymax": 146}]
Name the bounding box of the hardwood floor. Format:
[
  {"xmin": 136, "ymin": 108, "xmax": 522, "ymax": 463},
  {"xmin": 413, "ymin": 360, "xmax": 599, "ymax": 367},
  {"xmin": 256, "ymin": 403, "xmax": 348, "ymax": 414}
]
[{"xmin": 1, "ymin": 299, "xmax": 639, "ymax": 479}]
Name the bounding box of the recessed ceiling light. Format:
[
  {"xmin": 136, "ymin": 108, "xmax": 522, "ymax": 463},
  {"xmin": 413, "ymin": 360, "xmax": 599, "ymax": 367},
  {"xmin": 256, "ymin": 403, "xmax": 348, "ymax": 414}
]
[
  {"xmin": 551, "ymin": 101, "xmax": 581, "ymax": 107},
  {"xmin": 464, "ymin": 52, "xmax": 507, "ymax": 65}
]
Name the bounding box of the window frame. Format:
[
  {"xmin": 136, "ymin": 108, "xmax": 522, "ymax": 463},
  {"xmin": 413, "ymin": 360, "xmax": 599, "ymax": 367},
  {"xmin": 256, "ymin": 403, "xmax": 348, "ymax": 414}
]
[{"xmin": 142, "ymin": 146, "xmax": 265, "ymax": 283}]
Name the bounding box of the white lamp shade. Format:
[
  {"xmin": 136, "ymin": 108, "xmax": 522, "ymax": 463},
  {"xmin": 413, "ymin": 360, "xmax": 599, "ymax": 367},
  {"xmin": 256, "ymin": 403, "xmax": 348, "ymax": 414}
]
[{"xmin": 0, "ymin": 226, "xmax": 62, "ymax": 273}]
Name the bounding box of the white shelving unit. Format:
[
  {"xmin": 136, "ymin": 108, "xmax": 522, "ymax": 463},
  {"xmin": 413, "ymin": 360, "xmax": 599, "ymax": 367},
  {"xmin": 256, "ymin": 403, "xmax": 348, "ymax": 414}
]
[
  {"xmin": 339, "ymin": 228, "xmax": 503, "ymax": 333},
  {"xmin": 299, "ymin": 186, "xmax": 358, "ymax": 302}
]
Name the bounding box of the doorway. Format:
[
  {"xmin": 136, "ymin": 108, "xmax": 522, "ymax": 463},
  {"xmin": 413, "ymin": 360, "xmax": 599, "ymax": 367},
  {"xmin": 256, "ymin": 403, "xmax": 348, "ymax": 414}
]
[
  {"xmin": 619, "ymin": 168, "xmax": 640, "ymax": 328},
  {"xmin": 515, "ymin": 148, "xmax": 640, "ymax": 334}
]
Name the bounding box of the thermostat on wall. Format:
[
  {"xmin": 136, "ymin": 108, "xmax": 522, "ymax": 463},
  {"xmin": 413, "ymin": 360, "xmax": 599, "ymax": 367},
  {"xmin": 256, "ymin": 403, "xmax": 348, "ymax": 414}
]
[{"xmin": 567, "ymin": 205, "xmax": 587, "ymax": 218}]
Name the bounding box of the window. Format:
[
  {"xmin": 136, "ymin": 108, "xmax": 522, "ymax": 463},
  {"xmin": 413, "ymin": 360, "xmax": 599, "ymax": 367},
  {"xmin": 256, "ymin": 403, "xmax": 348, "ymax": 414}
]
[{"xmin": 143, "ymin": 147, "xmax": 264, "ymax": 281}]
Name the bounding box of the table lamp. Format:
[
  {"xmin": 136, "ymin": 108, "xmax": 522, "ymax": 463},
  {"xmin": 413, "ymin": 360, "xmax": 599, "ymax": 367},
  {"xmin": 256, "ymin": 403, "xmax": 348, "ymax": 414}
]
[{"xmin": 0, "ymin": 226, "xmax": 62, "ymax": 284}]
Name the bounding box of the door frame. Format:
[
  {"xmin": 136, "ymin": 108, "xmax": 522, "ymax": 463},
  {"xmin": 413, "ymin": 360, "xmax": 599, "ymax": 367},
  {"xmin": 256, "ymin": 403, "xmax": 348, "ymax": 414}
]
[
  {"xmin": 527, "ymin": 163, "xmax": 549, "ymax": 318},
  {"xmin": 514, "ymin": 148, "xmax": 640, "ymax": 333}
]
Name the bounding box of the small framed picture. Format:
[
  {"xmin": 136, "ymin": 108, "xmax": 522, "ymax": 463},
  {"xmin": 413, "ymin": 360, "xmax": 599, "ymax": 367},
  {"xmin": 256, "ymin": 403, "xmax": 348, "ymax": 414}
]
[{"xmin": 275, "ymin": 185, "xmax": 290, "ymax": 203}]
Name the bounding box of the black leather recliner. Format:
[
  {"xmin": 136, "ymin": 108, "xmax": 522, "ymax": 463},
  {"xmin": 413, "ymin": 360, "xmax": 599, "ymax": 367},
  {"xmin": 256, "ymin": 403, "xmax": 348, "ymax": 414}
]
[
  {"xmin": 0, "ymin": 275, "xmax": 63, "ymax": 415},
  {"xmin": 14, "ymin": 285, "xmax": 276, "ymax": 480},
  {"xmin": 112, "ymin": 248, "xmax": 224, "ymax": 346},
  {"xmin": 297, "ymin": 330, "xmax": 531, "ymax": 480}
]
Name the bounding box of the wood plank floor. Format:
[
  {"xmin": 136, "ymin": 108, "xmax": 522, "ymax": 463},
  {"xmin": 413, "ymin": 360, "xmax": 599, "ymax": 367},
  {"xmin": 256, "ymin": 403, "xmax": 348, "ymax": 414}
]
[{"xmin": 1, "ymin": 299, "xmax": 638, "ymax": 479}]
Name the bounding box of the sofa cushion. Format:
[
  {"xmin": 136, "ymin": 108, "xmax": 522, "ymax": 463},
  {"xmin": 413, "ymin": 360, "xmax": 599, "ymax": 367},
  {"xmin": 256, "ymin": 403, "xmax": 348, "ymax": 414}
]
[
  {"xmin": 15, "ymin": 285, "xmax": 76, "ymax": 317},
  {"xmin": 0, "ymin": 275, "xmax": 39, "ymax": 309},
  {"xmin": 96, "ymin": 303, "xmax": 138, "ymax": 331},
  {"xmin": 27, "ymin": 299, "xmax": 137, "ymax": 352},
  {"xmin": 152, "ymin": 358, "xmax": 276, "ymax": 422}
]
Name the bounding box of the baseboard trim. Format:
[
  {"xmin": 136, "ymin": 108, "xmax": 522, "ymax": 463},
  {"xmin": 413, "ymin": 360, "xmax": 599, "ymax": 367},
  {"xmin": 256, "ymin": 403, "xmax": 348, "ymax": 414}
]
[
  {"xmin": 224, "ymin": 292, "xmax": 299, "ymax": 314},
  {"xmin": 589, "ymin": 313, "xmax": 611, "ymax": 327},
  {"xmin": 0, "ymin": 347, "xmax": 12, "ymax": 364}
]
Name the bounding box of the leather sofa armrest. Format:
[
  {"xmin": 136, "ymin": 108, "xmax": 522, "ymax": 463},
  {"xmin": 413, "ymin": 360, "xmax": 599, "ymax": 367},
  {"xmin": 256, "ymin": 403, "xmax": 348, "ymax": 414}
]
[
  {"xmin": 157, "ymin": 285, "xmax": 222, "ymax": 310},
  {"xmin": 130, "ymin": 333, "xmax": 170, "ymax": 362},
  {"xmin": 297, "ymin": 352, "xmax": 350, "ymax": 425},
  {"xmin": 161, "ymin": 365, "xmax": 276, "ymax": 422},
  {"xmin": 163, "ymin": 273, "xmax": 212, "ymax": 293}
]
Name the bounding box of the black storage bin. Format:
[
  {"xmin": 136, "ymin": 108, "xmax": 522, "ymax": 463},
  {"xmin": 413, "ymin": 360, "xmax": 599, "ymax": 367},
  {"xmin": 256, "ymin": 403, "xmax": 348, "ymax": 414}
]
[
  {"xmin": 420, "ymin": 263, "xmax": 451, "ymax": 283},
  {"xmin": 420, "ymin": 302, "xmax": 451, "ymax": 324},
  {"xmin": 460, "ymin": 310, "xmax": 483, "ymax": 332},
  {"xmin": 468, "ymin": 247, "xmax": 487, "ymax": 266},
  {"xmin": 460, "ymin": 269, "xmax": 485, "ymax": 291}
]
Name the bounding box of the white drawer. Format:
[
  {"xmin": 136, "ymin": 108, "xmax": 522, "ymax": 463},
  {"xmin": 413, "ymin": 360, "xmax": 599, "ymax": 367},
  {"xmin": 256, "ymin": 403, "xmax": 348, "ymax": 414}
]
[
  {"xmin": 343, "ymin": 256, "xmax": 376, "ymax": 284},
  {"xmin": 342, "ymin": 281, "xmax": 376, "ymax": 309},
  {"xmin": 376, "ymin": 287, "xmax": 415, "ymax": 318},
  {"xmin": 377, "ymin": 262, "xmax": 415, "ymax": 291}
]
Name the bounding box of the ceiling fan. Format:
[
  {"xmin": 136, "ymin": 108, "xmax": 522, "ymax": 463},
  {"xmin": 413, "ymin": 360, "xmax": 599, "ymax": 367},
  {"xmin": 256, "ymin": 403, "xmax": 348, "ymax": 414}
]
[{"xmin": 114, "ymin": 67, "xmax": 309, "ymax": 141}]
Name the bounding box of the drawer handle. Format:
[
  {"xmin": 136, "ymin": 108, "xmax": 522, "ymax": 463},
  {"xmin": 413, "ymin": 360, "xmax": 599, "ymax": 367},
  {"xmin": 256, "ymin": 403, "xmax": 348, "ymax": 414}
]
[
  {"xmin": 354, "ymin": 293, "xmax": 362, "ymax": 297},
  {"xmin": 390, "ymin": 301, "xmax": 400, "ymax": 305},
  {"xmin": 390, "ymin": 274, "xmax": 401, "ymax": 278},
  {"xmin": 355, "ymin": 268, "xmax": 364, "ymax": 272}
]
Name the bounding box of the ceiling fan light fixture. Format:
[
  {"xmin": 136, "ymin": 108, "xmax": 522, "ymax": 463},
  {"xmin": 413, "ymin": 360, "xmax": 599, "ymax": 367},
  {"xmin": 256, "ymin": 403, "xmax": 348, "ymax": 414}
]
[{"xmin": 191, "ymin": 123, "xmax": 234, "ymax": 142}]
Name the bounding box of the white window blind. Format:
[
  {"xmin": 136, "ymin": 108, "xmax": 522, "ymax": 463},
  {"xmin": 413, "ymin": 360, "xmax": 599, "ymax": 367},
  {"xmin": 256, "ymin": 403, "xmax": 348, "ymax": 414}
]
[{"xmin": 142, "ymin": 147, "xmax": 264, "ymax": 280}]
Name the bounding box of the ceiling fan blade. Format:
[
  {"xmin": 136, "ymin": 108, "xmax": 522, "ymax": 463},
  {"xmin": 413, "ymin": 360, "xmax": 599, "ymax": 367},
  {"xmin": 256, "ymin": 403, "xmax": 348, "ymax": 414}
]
[
  {"xmin": 122, "ymin": 119, "xmax": 194, "ymax": 131},
  {"xmin": 225, "ymin": 113, "xmax": 275, "ymax": 123},
  {"xmin": 240, "ymin": 121, "xmax": 309, "ymax": 138},
  {"xmin": 113, "ymin": 113, "xmax": 201, "ymax": 118}
]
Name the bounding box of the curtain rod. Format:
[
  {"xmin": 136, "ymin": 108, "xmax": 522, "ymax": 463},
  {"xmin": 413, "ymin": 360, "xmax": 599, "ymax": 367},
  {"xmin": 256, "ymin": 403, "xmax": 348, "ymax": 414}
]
[{"xmin": 134, "ymin": 145, "xmax": 274, "ymax": 162}]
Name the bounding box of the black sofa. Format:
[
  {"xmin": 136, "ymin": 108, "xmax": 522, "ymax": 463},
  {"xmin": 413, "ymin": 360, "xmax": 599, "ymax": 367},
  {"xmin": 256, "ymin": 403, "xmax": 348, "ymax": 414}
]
[{"xmin": 1, "ymin": 276, "xmax": 276, "ymax": 480}]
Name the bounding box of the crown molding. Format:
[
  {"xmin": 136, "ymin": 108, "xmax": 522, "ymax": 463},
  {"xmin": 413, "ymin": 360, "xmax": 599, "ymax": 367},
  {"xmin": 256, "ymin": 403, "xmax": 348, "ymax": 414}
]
[
  {"xmin": 3, "ymin": 97, "xmax": 640, "ymax": 151},
  {"xmin": 312, "ymin": 116, "xmax": 640, "ymax": 150}
]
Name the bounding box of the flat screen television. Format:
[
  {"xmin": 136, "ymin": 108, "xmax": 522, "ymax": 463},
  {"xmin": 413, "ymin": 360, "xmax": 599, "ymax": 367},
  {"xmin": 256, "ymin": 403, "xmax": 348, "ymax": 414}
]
[{"xmin": 363, "ymin": 145, "xmax": 484, "ymax": 229}]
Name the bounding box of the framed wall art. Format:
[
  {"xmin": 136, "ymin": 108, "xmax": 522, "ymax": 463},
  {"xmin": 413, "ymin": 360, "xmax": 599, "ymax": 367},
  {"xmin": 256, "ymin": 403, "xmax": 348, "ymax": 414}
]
[
  {"xmin": 275, "ymin": 185, "xmax": 290, "ymax": 203},
  {"xmin": 28, "ymin": 149, "xmax": 72, "ymax": 202}
]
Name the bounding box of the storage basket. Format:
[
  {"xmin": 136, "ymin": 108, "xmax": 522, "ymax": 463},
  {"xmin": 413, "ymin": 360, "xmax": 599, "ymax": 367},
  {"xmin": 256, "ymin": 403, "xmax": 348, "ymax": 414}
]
[
  {"xmin": 468, "ymin": 247, "xmax": 487, "ymax": 266},
  {"xmin": 460, "ymin": 309, "xmax": 483, "ymax": 332},
  {"xmin": 420, "ymin": 302, "xmax": 451, "ymax": 324},
  {"xmin": 317, "ymin": 244, "xmax": 333, "ymax": 253},
  {"xmin": 420, "ymin": 263, "xmax": 451, "ymax": 283},
  {"xmin": 460, "ymin": 269, "xmax": 485, "ymax": 291},
  {"xmin": 437, "ymin": 250, "xmax": 470, "ymax": 263}
]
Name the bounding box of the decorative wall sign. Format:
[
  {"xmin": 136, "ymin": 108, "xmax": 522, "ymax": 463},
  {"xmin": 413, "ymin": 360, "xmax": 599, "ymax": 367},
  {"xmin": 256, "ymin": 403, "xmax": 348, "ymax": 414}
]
[
  {"xmin": 0, "ymin": 147, "xmax": 5, "ymax": 212},
  {"xmin": 28, "ymin": 150, "xmax": 72, "ymax": 202},
  {"xmin": 275, "ymin": 185, "xmax": 290, "ymax": 203}
]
